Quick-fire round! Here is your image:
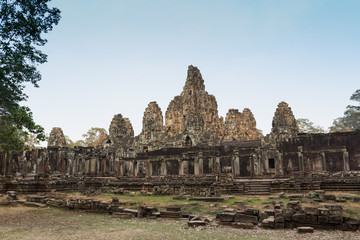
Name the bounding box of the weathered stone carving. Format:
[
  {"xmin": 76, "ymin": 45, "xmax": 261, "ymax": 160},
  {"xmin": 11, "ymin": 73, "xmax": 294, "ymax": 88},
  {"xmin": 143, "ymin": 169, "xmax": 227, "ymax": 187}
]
[
  {"xmin": 48, "ymin": 127, "xmax": 66, "ymax": 147},
  {"xmin": 271, "ymin": 101, "xmax": 299, "ymax": 137},
  {"xmin": 109, "ymin": 114, "xmax": 134, "ymax": 146},
  {"xmin": 165, "ymin": 65, "xmax": 222, "ymax": 138},
  {"xmin": 141, "ymin": 101, "xmax": 164, "ymax": 139},
  {"xmin": 224, "ymin": 108, "xmax": 262, "ymax": 141}
]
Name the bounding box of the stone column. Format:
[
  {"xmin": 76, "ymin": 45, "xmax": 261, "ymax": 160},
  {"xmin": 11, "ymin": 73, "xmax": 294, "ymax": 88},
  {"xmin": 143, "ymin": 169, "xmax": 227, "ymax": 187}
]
[
  {"xmin": 276, "ymin": 152, "xmax": 283, "ymax": 176},
  {"xmin": 321, "ymin": 151, "xmax": 326, "ymax": 171},
  {"xmin": 134, "ymin": 161, "xmax": 139, "ymax": 177},
  {"xmin": 297, "ymin": 146, "xmax": 304, "ymax": 172},
  {"xmin": 232, "ymin": 150, "xmax": 240, "ymax": 177},
  {"xmin": 194, "ymin": 158, "xmax": 199, "ymax": 175},
  {"xmin": 198, "ymin": 152, "xmax": 203, "ymax": 175},
  {"xmin": 147, "ymin": 161, "xmax": 152, "ymax": 176},
  {"xmin": 342, "ymin": 149, "xmax": 350, "ymax": 171},
  {"xmin": 179, "ymin": 160, "xmax": 184, "ymax": 175},
  {"xmin": 160, "ymin": 159, "xmax": 167, "ymax": 176},
  {"xmin": 129, "ymin": 161, "xmax": 134, "ymax": 177},
  {"xmin": 119, "ymin": 161, "xmax": 124, "ymax": 176},
  {"xmin": 214, "ymin": 156, "xmax": 221, "ymax": 174}
]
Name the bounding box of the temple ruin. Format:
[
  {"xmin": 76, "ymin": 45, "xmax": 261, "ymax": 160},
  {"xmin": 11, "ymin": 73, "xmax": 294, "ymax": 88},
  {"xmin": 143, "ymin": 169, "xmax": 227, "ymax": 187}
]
[{"xmin": 0, "ymin": 65, "xmax": 359, "ymax": 194}]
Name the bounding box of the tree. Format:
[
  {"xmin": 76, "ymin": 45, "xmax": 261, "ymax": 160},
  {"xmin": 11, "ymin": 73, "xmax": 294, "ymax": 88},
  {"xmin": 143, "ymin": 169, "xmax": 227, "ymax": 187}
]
[
  {"xmin": 0, "ymin": 1, "xmax": 61, "ymax": 153},
  {"xmin": 24, "ymin": 133, "xmax": 40, "ymax": 150},
  {"xmin": 82, "ymin": 128, "xmax": 108, "ymax": 147},
  {"xmin": 297, "ymin": 118, "xmax": 325, "ymax": 133},
  {"xmin": 65, "ymin": 135, "xmax": 75, "ymax": 148},
  {"xmin": 329, "ymin": 89, "xmax": 360, "ymax": 132}
]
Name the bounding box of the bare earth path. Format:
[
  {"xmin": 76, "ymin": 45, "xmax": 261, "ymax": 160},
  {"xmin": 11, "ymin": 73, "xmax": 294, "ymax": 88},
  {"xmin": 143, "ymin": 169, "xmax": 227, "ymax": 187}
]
[{"xmin": 0, "ymin": 206, "xmax": 359, "ymax": 240}]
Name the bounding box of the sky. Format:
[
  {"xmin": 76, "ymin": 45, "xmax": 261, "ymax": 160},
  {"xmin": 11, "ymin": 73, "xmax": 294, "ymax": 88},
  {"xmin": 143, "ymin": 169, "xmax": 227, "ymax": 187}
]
[{"xmin": 23, "ymin": 0, "xmax": 360, "ymax": 144}]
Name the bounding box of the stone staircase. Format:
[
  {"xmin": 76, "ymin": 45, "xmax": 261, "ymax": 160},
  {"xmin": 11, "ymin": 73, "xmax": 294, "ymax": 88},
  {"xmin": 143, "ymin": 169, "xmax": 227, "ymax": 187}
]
[{"xmin": 243, "ymin": 181, "xmax": 271, "ymax": 195}]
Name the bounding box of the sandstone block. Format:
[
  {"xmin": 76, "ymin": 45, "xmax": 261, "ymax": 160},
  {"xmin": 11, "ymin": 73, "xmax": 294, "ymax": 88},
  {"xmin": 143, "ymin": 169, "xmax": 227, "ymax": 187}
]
[
  {"xmin": 160, "ymin": 210, "xmax": 182, "ymax": 218},
  {"xmin": 261, "ymin": 216, "xmax": 275, "ymax": 229},
  {"xmin": 216, "ymin": 212, "xmax": 235, "ymax": 222},
  {"xmin": 297, "ymin": 227, "xmax": 314, "ymax": 233},
  {"xmin": 245, "ymin": 208, "xmax": 259, "ymax": 216},
  {"xmin": 234, "ymin": 213, "xmax": 258, "ymax": 224},
  {"xmin": 304, "ymin": 207, "xmax": 319, "ymax": 215}
]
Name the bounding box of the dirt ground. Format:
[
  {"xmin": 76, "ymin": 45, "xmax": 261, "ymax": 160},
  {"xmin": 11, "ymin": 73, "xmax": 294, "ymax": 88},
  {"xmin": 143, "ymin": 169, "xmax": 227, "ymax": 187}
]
[{"xmin": 0, "ymin": 206, "xmax": 359, "ymax": 240}]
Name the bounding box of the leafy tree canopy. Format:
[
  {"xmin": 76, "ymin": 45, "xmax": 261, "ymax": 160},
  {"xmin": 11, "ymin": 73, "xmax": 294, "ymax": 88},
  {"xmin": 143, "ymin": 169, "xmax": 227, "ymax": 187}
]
[
  {"xmin": 329, "ymin": 89, "xmax": 360, "ymax": 132},
  {"xmin": 0, "ymin": 0, "xmax": 61, "ymax": 152},
  {"xmin": 82, "ymin": 127, "xmax": 108, "ymax": 147},
  {"xmin": 297, "ymin": 118, "xmax": 325, "ymax": 133}
]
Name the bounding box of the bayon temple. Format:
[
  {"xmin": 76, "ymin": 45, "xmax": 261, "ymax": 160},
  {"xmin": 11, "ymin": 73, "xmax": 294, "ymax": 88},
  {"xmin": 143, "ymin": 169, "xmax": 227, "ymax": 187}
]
[{"xmin": 1, "ymin": 66, "xmax": 360, "ymax": 194}]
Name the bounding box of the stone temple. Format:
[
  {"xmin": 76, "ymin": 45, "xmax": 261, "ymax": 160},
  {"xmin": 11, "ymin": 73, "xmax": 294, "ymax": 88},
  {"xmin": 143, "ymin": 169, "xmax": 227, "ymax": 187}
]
[{"xmin": 1, "ymin": 65, "xmax": 360, "ymax": 194}]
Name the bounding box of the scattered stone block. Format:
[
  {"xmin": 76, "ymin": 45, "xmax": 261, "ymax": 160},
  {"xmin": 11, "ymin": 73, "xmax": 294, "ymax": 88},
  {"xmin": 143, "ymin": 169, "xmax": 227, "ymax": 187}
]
[
  {"xmin": 328, "ymin": 215, "xmax": 343, "ymax": 224},
  {"xmin": 234, "ymin": 213, "xmax": 258, "ymax": 224},
  {"xmin": 287, "ymin": 194, "xmax": 303, "ymax": 199},
  {"xmin": 292, "ymin": 213, "xmax": 305, "ymax": 223},
  {"xmin": 261, "ymin": 216, "xmax": 275, "ymax": 229},
  {"xmin": 304, "ymin": 207, "xmax": 319, "ymax": 215},
  {"xmin": 283, "ymin": 208, "xmax": 295, "ymax": 221},
  {"xmin": 318, "ymin": 208, "xmax": 329, "ymax": 216},
  {"xmin": 264, "ymin": 210, "xmax": 275, "ymax": 216},
  {"xmin": 122, "ymin": 208, "xmax": 138, "ymax": 217},
  {"xmin": 274, "ymin": 204, "xmax": 282, "ymax": 209},
  {"xmin": 224, "ymin": 208, "xmax": 235, "ymax": 212},
  {"xmin": 216, "ymin": 212, "xmax": 235, "ymax": 222},
  {"xmin": 297, "ymin": 227, "xmax": 314, "ymax": 233},
  {"xmin": 245, "ymin": 208, "xmax": 259, "ymax": 216},
  {"xmin": 323, "ymin": 194, "xmax": 336, "ymax": 201},
  {"xmin": 324, "ymin": 205, "xmax": 343, "ymax": 215},
  {"xmin": 166, "ymin": 205, "xmax": 181, "ymax": 212},
  {"xmin": 259, "ymin": 211, "xmax": 269, "ymax": 222},
  {"xmin": 287, "ymin": 201, "xmax": 301, "ymax": 211},
  {"xmin": 7, "ymin": 191, "xmax": 18, "ymax": 201},
  {"xmin": 188, "ymin": 220, "xmax": 207, "ymax": 227},
  {"xmin": 160, "ymin": 210, "xmax": 182, "ymax": 218}
]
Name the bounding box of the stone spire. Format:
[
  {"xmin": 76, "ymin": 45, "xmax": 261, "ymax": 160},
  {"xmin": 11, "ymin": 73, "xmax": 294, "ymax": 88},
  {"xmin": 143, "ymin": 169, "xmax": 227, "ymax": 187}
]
[
  {"xmin": 109, "ymin": 114, "xmax": 134, "ymax": 145},
  {"xmin": 165, "ymin": 65, "xmax": 222, "ymax": 137},
  {"xmin": 271, "ymin": 101, "xmax": 299, "ymax": 136},
  {"xmin": 48, "ymin": 127, "xmax": 66, "ymax": 147},
  {"xmin": 224, "ymin": 108, "xmax": 262, "ymax": 141},
  {"xmin": 181, "ymin": 65, "xmax": 205, "ymax": 96},
  {"xmin": 141, "ymin": 101, "xmax": 164, "ymax": 139}
]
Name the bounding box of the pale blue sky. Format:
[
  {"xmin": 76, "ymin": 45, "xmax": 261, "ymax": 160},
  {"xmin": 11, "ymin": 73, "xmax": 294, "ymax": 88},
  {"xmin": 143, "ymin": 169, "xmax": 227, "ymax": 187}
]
[{"xmin": 24, "ymin": 0, "xmax": 360, "ymax": 143}]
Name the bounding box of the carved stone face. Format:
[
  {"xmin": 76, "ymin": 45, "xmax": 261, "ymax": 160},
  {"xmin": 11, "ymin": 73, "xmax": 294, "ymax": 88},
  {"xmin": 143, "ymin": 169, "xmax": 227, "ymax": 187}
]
[
  {"xmin": 145, "ymin": 118, "xmax": 156, "ymax": 132},
  {"xmin": 184, "ymin": 113, "xmax": 204, "ymax": 133}
]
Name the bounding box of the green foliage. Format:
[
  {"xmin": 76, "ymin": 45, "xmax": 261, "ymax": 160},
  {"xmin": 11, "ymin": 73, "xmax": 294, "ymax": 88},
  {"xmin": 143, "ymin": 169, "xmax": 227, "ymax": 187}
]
[
  {"xmin": 65, "ymin": 135, "xmax": 75, "ymax": 148},
  {"xmin": 0, "ymin": 0, "xmax": 60, "ymax": 152},
  {"xmin": 330, "ymin": 89, "xmax": 360, "ymax": 132},
  {"xmin": 24, "ymin": 133, "xmax": 41, "ymax": 150},
  {"xmin": 82, "ymin": 127, "xmax": 107, "ymax": 147},
  {"xmin": 297, "ymin": 118, "xmax": 325, "ymax": 133},
  {"xmin": 0, "ymin": 117, "xmax": 27, "ymax": 152}
]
